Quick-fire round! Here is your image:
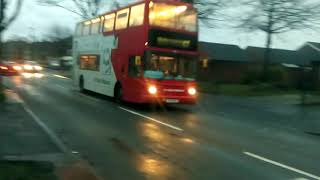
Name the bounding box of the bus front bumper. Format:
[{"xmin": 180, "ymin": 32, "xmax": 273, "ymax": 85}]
[{"xmin": 139, "ymin": 95, "xmax": 197, "ymax": 104}]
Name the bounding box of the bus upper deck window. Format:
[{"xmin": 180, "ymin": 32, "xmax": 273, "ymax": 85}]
[
  {"xmin": 129, "ymin": 4, "xmax": 145, "ymax": 27},
  {"xmin": 76, "ymin": 24, "xmax": 83, "ymax": 36},
  {"xmin": 115, "ymin": 8, "xmax": 129, "ymax": 30},
  {"xmin": 83, "ymin": 21, "xmax": 91, "ymax": 35},
  {"xmin": 104, "ymin": 13, "xmax": 115, "ymax": 32},
  {"xmin": 91, "ymin": 18, "xmax": 101, "ymax": 34}
]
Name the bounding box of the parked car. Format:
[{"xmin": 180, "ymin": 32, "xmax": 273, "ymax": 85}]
[
  {"xmin": 48, "ymin": 56, "xmax": 73, "ymax": 70},
  {"xmin": 0, "ymin": 61, "xmax": 22, "ymax": 76}
]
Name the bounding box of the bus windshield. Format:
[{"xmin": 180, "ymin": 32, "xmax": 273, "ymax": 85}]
[
  {"xmin": 149, "ymin": 3, "xmax": 197, "ymax": 32},
  {"xmin": 144, "ymin": 52, "xmax": 197, "ymax": 81}
]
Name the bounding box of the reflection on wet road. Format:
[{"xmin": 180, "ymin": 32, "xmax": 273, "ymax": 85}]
[{"xmin": 3, "ymin": 71, "xmax": 320, "ymax": 180}]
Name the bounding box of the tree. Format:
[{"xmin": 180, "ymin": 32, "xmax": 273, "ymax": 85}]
[
  {"xmin": 0, "ymin": 0, "xmax": 23, "ymax": 58},
  {"xmin": 45, "ymin": 24, "xmax": 73, "ymax": 42},
  {"xmin": 0, "ymin": 0, "xmax": 23, "ymax": 86},
  {"xmin": 238, "ymin": 0, "xmax": 320, "ymax": 80},
  {"xmin": 182, "ymin": 0, "xmax": 227, "ymax": 27},
  {"xmin": 37, "ymin": 0, "xmax": 119, "ymax": 19}
]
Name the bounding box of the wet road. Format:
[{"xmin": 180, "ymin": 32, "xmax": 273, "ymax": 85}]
[{"xmin": 3, "ymin": 71, "xmax": 320, "ymax": 180}]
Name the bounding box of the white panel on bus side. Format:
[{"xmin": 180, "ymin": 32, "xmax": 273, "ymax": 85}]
[{"xmin": 72, "ymin": 34, "xmax": 118, "ymax": 97}]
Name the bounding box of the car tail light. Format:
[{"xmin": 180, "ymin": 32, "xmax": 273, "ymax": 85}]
[{"xmin": 0, "ymin": 66, "xmax": 8, "ymax": 70}]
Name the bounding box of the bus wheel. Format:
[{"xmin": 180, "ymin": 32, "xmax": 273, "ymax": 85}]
[
  {"xmin": 79, "ymin": 76, "xmax": 84, "ymax": 92},
  {"xmin": 115, "ymin": 84, "xmax": 123, "ymax": 104}
]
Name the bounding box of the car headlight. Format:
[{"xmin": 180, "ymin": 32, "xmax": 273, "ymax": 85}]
[
  {"xmin": 188, "ymin": 87, "xmax": 197, "ymax": 95},
  {"xmin": 24, "ymin": 65, "xmax": 33, "ymax": 70},
  {"xmin": 13, "ymin": 66, "xmax": 22, "ymax": 71},
  {"xmin": 34, "ymin": 65, "xmax": 43, "ymax": 70},
  {"xmin": 148, "ymin": 85, "xmax": 157, "ymax": 95}
]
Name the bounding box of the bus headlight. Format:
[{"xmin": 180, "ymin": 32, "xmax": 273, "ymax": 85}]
[
  {"xmin": 188, "ymin": 87, "xmax": 197, "ymax": 95},
  {"xmin": 148, "ymin": 85, "xmax": 157, "ymax": 95}
]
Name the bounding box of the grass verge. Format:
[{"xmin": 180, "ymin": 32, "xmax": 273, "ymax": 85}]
[
  {"xmin": 0, "ymin": 161, "xmax": 57, "ymax": 180},
  {"xmin": 198, "ymin": 82, "xmax": 300, "ymax": 96}
]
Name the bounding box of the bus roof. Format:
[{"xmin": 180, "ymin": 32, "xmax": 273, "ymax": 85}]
[{"xmin": 77, "ymin": 0, "xmax": 194, "ymax": 25}]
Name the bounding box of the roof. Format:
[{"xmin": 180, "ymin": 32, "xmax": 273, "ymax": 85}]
[
  {"xmin": 199, "ymin": 42, "xmax": 247, "ymax": 62},
  {"xmin": 246, "ymin": 46, "xmax": 302, "ymax": 65},
  {"xmin": 308, "ymin": 42, "xmax": 320, "ymax": 51},
  {"xmin": 297, "ymin": 42, "xmax": 320, "ymax": 64}
]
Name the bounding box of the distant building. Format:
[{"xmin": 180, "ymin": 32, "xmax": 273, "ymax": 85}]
[
  {"xmin": 298, "ymin": 42, "xmax": 320, "ymax": 88},
  {"xmin": 246, "ymin": 46, "xmax": 301, "ymax": 65},
  {"xmin": 198, "ymin": 42, "xmax": 248, "ymax": 83}
]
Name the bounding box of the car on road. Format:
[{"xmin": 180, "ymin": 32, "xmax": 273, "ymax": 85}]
[
  {"xmin": 0, "ymin": 61, "xmax": 22, "ymax": 76},
  {"xmin": 22, "ymin": 61, "xmax": 43, "ymax": 73},
  {"xmin": 20, "ymin": 61, "xmax": 44, "ymax": 79}
]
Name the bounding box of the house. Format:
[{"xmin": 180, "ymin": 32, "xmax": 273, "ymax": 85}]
[
  {"xmin": 198, "ymin": 42, "xmax": 248, "ymax": 83},
  {"xmin": 198, "ymin": 41, "xmax": 320, "ymax": 88},
  {"xmin": 298, "ymin": 42, "xmax": 320, "ymax": 88},
  {"xmin": 246, "ymin": 46, "xmax": 301, "ymax": 65}
]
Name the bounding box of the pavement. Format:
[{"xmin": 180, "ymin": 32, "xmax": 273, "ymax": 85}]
[
  {"xmin": 1, "ymin": 70, "xmax": 320, "ymax": 180},
  {"xmin": 0, "ymin": 88, "xmax": 100, "ymax": 180}
]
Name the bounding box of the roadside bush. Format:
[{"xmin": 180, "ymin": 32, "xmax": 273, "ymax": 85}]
[
  {"xmin": 243, "ymin": 65, "xmax": 292, "ymax": 89},
  {"xmin": 251, "ymin": 83, "xmax": 274, "ymax": 91},
  {"xmin": 242, "ymin": 67, "xmax": 261, "ymax": 84},
  {"xmin": 267, "ymin": 66, "xmax": 291, "ymax": 89}
]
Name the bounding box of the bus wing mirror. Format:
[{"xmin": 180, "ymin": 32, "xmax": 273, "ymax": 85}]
[{"xmin": 135, "ymin": 56, "xmax": 141, "ymax": 66}]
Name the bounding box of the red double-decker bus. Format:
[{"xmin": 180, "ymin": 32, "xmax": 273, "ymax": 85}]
[{"xmin": 73, "ymin": 0, "xmax": 198, "ymax": 104}]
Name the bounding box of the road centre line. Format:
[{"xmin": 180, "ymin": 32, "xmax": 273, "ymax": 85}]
[
  {"xmin": 53, "ymin": 74, "xmax": 71, "ymax": 80},
  {"xmin": 119, "ymin": 107, "xmax": 184, "ymax": 132},
  {"xmin": 244, "ymin": 151, "xmax": 320, "ymax": 180}
]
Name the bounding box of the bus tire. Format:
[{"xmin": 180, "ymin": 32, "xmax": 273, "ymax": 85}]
[
  {"xmin": 114, "ymin": 83, "xmax": 123, "ymax": 104},
  {"xmin": 79, "ymin": 76, "xmax": 85, "ymax": 92}
]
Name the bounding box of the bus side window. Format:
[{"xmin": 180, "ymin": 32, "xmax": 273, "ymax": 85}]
[
  {"xmin": 91, "ymin": 17, "xmax": 101, "ymax": 34},
  {"xmin": 104, "ymin": 13, "xmax": 115, "ymax": 32},
  {"xmin": 76, "ymin": 24, "xmax": 83, "ymax": 36},
  {"xmin": 129, "ymin": 56, "xmax": 142, "ymax": 77},
  {"xmin": 83, "ymin": 21, "xmax": 91, "ymax": 35},
  {"xmin": 79, "ymin": 55, "xmax": 100, "ymax": 71},
  {"xmin": 115, "ymin": 8, "xmax": 129, "ymax": 30}
]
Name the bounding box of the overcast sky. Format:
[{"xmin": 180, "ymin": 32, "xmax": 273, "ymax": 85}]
[{"xmin": 4, "ymin": 0, "xmax": 320, "ymax": 50}]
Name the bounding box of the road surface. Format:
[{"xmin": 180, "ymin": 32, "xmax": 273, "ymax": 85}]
[{"xmin": 3, "ymin": 71, "xmax": 320, "ymax": 180}]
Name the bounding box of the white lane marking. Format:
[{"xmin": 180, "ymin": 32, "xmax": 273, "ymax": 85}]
[
  {"xmin": 22, "ymin": 103, "xmax": 69, "ymax": 153},
  {"xmin": 53, "ymin": 74, "xmax": 71, "ymax": 80},
  {"xmin": 55, "ymin": 84, "xmax": 67, "ymax": 89},
  {"xmin": 244, "ymin": 152, "xmax": 320, "ymax": 180},
  {"xmin": 119, "ymin": 107, "xmax": 183, "ymax": 132}
]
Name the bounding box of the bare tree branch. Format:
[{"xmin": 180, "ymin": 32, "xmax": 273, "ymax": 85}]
[
  {"xmin": 237, "ymin": 0, "xmax": 320, "ymax": 80},
  {"xmin": 182, "ymin": 0, "xmax": 230, "ymax": 27},
  {"xmin": 0, "ymin": 0, "xmax": 23, "ymax": 32},
  {"xmin": 37, "ymin": 0, "xmax": 118, "ymax": 19}
]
